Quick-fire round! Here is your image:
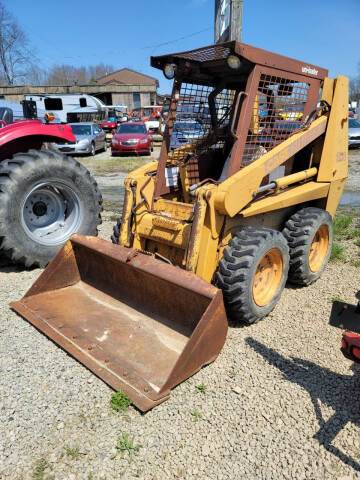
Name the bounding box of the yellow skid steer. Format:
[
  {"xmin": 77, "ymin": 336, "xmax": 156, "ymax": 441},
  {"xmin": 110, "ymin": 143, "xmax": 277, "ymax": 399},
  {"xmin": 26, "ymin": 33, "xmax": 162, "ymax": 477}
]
[{"xmin": 12, "ymin": 41, "xmax": 348, "ymax": 411}]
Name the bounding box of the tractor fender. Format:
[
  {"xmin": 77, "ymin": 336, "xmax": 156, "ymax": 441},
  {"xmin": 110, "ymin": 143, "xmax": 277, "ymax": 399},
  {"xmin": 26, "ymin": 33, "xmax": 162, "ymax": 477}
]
[{"xmin": 0, "ymin": 120, "xmax": 75, "ymax": 160}]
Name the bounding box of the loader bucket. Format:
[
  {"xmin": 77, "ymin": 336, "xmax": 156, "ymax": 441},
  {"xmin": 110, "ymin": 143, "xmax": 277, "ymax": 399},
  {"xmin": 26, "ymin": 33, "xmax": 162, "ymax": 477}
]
[{"xmin": 11, "ymin": 235, "xmax": 227, "ymax": 411}]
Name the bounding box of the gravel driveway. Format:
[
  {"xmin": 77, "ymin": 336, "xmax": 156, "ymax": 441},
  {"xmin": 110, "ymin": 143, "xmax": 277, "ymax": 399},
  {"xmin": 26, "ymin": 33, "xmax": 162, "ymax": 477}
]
[{"xmin": 1, "ymin": 160, "xmax": 360, "ymax": 478}]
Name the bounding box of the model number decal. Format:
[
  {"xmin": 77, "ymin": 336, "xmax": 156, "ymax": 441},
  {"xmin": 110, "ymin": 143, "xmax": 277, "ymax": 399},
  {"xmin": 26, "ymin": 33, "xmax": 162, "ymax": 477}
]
[
  {"xmin": 336, "ymin": 152, "xmax": 346, "ymax": 163},
  {"xmin": 302, "ymin": 66, "xmax": 318, "ymax": 76}
]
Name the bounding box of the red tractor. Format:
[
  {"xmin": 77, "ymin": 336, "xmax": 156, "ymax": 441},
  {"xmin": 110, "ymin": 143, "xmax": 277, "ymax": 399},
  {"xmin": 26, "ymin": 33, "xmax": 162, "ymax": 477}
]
[{"xmin": 0, "ymin": 107, "xmax": 102, "ymax": 267}]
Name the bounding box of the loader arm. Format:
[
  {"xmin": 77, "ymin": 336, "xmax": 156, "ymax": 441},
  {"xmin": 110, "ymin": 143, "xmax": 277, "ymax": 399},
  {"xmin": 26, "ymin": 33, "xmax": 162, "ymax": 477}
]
[{"xmin": 213, "ymin": 116, "xmax": 328, "ymax": 217}]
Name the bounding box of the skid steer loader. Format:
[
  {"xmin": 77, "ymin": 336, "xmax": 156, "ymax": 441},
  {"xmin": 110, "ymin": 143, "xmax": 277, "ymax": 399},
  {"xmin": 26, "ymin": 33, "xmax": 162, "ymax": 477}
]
[{"xmin": 11, "ymin": 41, "xmax": 348, "ymax": 411}]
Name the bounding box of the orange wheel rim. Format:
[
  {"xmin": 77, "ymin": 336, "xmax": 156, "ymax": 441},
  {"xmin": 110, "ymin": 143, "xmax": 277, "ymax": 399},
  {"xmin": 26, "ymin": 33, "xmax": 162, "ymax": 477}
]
[
  {"xmin": 309, "ymin": 225, "xmax": 329, "ymax": 272},
  {"xmin": 252, "ymin": 249, "xmax": 283, "ymax": 307}
]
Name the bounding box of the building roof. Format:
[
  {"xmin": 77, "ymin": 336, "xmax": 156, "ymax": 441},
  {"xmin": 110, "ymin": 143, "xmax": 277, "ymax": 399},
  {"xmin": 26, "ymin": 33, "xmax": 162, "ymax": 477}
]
[{"xmin": 97, "ymin": 68, "xmax": 159, "ymax": 87}]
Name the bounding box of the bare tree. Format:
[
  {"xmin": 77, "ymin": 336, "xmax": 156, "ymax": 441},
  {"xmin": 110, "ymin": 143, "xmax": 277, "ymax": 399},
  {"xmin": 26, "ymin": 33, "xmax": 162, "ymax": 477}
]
[
  {"xmin": 0, "ymin": 2, "xmax": 33, "ymax": 85},
  {"xmin": 45, "ymin": 65, "xmax": 85, "ymax": 86},
  {"xmin": 349, "ymin": 61, "xmax": 360, "ymax": 104},
  {"xmin": 45, "ymin": 63, "xmax": 115, "ymax": 86},
  {"xmin": 88, "ymin": 63, "xmax": 115, "ymax": 83},
  {"xmin": 349, "ymin": 78, "xmax": 360, "ymax": 103},
  {"xmin": 45, "ymin": 65, "xmax": 75, "ymax": 86},
  {"xmin": 25, "ymin": 65, "xmax": 47, "ymax": 85}
]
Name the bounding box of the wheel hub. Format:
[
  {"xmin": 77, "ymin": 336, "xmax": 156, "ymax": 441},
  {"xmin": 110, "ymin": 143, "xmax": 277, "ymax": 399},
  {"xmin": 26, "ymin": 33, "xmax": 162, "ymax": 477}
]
[
  {"xmin": 309, "ymin": 225, "xmax": 329, "ymax": 272},
  {"xmin": 32, "ymin": 201, "xmax": 47, "ymax": 217},
  {"xmin": 253, "ymin": 248, "xmax": 283, "ymax": 307},
  {"xmin": 21, "ymin": 182, "xmax": 82, "ymax": 246}
]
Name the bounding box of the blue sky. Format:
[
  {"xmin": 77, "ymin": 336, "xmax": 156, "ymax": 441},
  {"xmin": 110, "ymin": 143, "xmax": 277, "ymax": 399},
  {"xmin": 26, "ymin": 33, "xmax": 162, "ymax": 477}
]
[{"xmin": 5, "ymin": 0, "xmax": 360, "ymax": 93}]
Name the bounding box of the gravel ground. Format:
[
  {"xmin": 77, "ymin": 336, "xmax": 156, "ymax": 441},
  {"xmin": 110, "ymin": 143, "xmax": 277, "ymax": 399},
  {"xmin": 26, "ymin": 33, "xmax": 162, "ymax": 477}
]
[{"xmin": 1, "ymin": 153, "xmax": 360, "ymax": 479}]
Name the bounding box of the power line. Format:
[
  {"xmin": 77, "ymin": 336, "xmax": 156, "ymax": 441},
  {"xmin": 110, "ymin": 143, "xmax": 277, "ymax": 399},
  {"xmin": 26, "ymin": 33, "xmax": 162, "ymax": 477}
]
[{"xmin": 142, "ymin": 27, "xmax": 212, "ymax": 51}]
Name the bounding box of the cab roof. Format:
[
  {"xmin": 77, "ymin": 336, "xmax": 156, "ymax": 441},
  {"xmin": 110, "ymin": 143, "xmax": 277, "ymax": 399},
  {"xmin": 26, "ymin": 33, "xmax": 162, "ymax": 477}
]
[{"xmin": 151, "ymin": 41, "xmax": 328, "ymax": 87}]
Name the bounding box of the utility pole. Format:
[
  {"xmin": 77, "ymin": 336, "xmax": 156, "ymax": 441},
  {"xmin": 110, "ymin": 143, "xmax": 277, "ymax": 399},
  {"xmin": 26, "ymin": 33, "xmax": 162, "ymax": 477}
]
[{"xmin": 214, "ymin": 0, "xmax": 243, "ymax": 44}]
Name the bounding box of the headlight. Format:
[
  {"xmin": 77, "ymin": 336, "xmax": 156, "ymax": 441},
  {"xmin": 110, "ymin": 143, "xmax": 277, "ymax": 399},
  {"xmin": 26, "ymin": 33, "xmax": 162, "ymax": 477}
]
[
  {"xmin": 140, "ymin": 138, "xmax": 148, "ymax": 144},
  {"xmin": 163, "ymin": 63, "xmax": 177, "ymax": 80},
  {"xmin": 227, "ymin": 55, "xmax": 241, "ymax": 70},
  {"xmin": 112, "ymin": 139, "xmax": 119, "ymax": 144},
  {"xmin": 78, "ymin": 138, "xmax": 90, "ymax": 145}
]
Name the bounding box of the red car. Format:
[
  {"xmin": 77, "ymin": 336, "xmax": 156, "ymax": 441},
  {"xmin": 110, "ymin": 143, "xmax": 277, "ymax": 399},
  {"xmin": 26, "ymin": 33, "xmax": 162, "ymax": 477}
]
[{"xmin": 111, "ymin": 122, "xmax": 151, "ymax": 156}]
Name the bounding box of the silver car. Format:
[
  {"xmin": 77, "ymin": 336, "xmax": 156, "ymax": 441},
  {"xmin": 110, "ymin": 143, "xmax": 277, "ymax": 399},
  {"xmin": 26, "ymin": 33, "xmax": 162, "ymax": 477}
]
[
  {"xmin": 349, "ymin": 118, "xmax": 360, "ymax": 148},
  {"xmin": 54, "ymin": 123, "xmax": 107, "ymax": 156}
]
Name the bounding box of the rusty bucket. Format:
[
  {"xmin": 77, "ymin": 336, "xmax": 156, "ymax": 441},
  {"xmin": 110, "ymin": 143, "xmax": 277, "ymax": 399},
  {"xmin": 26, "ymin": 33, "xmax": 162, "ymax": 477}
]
[{"xmin": 11, "ymin": 235, "xmax": 227, "ymax": 411}]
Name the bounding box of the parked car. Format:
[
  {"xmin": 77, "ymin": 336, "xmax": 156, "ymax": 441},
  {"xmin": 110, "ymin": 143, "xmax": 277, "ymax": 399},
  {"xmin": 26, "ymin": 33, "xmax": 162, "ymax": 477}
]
[
  {"xmin": 54, "ymin": 123, "xmax": 106, "ymax": 156},
  {"xmin": 170, "ymin": 120, "xmax": 205, "ymax": 148},
  {"xmin": 101, "ymin": 118, "xmax": 118, "ymax": 143},
  {"xmin": 256, "ymin": 120, "xmax": 303, "ymax": 148},
  {"xmin": 111, "ymin": 122, "xmax": 151, "ymax": 156},
  {"xmin": 349, "ymin": 118, "xmax": 360, "ymax": 148}
]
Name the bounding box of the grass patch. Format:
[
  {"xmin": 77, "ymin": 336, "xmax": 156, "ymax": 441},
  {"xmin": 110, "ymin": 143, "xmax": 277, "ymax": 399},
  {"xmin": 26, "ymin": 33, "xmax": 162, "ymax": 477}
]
[
  {"xmin": 111, "ymin": 389, "xmax": 133, "ymax": 412},
  {"xmin": 191, "ymin": 409, "xmax": 202, "ymax": 421},
  {"xmin": 334, "ymin": 215, "xmax": 353, "ymax": 236},
  {"xmin": 330, "ymin": 242, "xmax": 345, "ymax": 261},
  {"xmin": 116, "ymin": 433, "xmax": 141, "ymax": 458},
  {"xmin": 351, "ymin": 259, "xmax": 360, "ymax": 267},
  {"xmin": 230, "ymin": 369, "xmax": 237, "ymax": 379},
  {"xmin": 195, "ymin": 383, "xmax": 207, "ymax": 394},
  {"xmin": 102, "ymin": 199, "xmax": 123, "ymax": 214},
  {"xmin": 331, "ymin": 296, "xmax": 344, "ymax": 303},
  {"xmin": 65, "ymin": 445, "xmax": 80, "ymax": 460},
  {"xmin": 32, "ymin": 459, "xmax": 52, "ymax": 480},
  {"xmin": 77, "ymin": 156, "xmax": 153, "ymax": 175},
  {"xmin": 346, "ymin": 229, "xmax": 360, "ymax": 240}
]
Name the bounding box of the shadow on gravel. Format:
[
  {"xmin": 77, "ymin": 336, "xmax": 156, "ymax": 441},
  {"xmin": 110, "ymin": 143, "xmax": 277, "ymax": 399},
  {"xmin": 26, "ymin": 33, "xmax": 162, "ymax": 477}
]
[
  {"xmin": 0, "ymin": 253, "xmax": 38, "ymax": 273},
  {"xmin": 246, "ymin": 337, "xmax": 360, "ymax": 472}
]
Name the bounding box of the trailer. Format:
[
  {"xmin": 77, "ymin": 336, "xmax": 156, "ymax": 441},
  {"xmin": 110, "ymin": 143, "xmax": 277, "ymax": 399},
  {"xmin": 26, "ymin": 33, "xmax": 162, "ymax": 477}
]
[{"xmin": 24, "ymin": 93, "xmax": 107, "ymax": 123}]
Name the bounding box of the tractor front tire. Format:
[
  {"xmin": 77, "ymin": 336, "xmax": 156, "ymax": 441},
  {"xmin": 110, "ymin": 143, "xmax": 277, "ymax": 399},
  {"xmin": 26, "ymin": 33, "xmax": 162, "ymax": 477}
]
[
  {"xmin": 111, "ymin": 217, "xmax": 121, "ymax": 244},
  {"xmin": 0, "ymin": 149, "xmax": 103, "ymax": 267},
  {"xmin": 282, "ymin": 207, "xmax": 333, "ymax": 286},
  {"xmin": 216, "ymin": 227, "xmax": 289, "ymax": 325}
]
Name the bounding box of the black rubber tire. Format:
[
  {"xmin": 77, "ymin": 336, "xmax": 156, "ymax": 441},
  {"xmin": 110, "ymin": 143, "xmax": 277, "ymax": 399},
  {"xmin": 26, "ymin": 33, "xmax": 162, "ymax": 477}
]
[
  {"xmin": 282, "ymin": 207, "xmax": 333, "ymax": 286},
  {"xmin": 216, "ymin": 226, "xmax": 289, "ymax": 325},
  {"xmin": 0, "ymin": 149, "xmax": 103, "ymax": 267},
  {"xmin": 103, "ymin": 140, "xmax": 107, "ymax": 152},
  {"xmin": 111, "ymin": 217, "xmax": 122, "ymax": 245},
  {"xmin": 90, "ymin": 142, "xmax": 96, "ymax": 156}
]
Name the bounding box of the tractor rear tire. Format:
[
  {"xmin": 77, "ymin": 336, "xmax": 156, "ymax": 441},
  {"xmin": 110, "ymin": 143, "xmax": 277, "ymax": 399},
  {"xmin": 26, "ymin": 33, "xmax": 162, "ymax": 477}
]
[
  {"xmin": 0, "ymin": 149, "xmax": 103, "ymax": 267},
  {"xmin": 216, "ymin": 227, "xmax": 289, "ymax": 325},
  {"xmin": 282, "ymin": 207, "xmax": 333, "ymax": 286}
]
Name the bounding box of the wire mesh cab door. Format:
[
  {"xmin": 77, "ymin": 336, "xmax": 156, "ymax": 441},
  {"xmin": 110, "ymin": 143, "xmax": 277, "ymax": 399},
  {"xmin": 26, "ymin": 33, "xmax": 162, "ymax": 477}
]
[
  {"xmin": 226, "ymin": 65, "xmax": 322, "ymax": 178},
  {"xmin": 154, "ymin": 80, "xmax": 239, "ymax": 198}
]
